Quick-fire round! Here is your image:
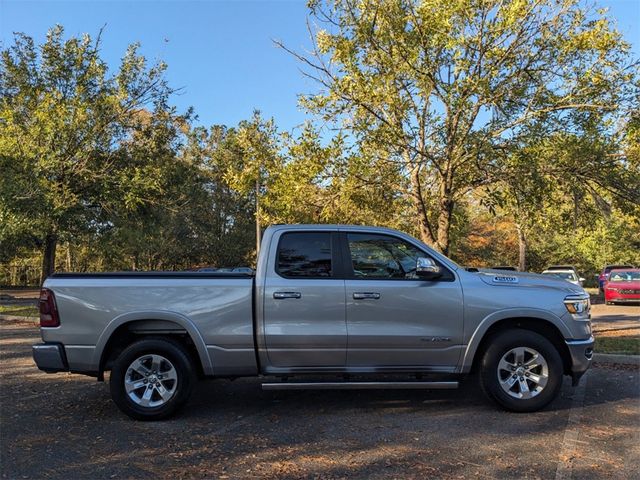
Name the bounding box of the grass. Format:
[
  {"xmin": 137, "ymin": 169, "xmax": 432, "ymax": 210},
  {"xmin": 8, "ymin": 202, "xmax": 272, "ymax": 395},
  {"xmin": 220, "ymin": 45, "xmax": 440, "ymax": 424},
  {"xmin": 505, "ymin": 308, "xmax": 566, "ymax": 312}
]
[
  {"xmin": 595, "ymin": 335, "xmax": 640, "ymax": 356},
  {"xmin": 0, "ymin": 304, "xmax": 39, "ymax": 317}
]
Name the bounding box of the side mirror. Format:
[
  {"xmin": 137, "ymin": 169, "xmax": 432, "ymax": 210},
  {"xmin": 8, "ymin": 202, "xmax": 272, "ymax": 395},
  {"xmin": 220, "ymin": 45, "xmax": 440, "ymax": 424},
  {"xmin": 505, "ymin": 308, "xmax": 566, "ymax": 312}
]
[{"xmin": 416, "ymin": 257, "xmax": 442, "ymax": 280}]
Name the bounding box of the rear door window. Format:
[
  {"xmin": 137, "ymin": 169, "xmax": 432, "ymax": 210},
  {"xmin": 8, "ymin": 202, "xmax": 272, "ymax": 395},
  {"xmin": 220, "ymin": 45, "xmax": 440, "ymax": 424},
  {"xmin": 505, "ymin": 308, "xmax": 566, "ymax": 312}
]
[{"xmin": 276, "ymin": 232, "xmax": 333, "ymax": 278}]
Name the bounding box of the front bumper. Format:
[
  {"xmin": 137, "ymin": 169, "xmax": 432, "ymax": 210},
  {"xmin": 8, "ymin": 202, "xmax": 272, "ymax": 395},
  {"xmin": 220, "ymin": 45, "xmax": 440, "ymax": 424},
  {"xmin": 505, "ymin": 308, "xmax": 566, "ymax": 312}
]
[
  {"xmin": 605, "ymin": 294, "xmax": 640, "ymax": 303},
  {"xmin": 33, "ymin": 343, "xmax": 69, "ymax": 373},
  {"xmin": 565, "ymin": 336, "xmax": 594, "ymax": 386}
]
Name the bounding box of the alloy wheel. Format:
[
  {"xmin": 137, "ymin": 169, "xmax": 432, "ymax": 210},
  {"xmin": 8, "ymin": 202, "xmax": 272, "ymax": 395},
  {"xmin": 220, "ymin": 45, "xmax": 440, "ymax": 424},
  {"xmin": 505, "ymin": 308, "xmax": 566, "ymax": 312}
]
[
  {"xmin": 124, "ymin": 354, "xmax": 178, "ymax": 407},
  {"xmin": 496, "ymin": 347, "xmax": 549, "ymax": 399}
]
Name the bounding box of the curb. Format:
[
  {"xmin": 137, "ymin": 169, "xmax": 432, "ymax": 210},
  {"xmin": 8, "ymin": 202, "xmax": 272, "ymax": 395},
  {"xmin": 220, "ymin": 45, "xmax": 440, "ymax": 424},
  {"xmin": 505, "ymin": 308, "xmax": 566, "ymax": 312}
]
[{"xmin": 593, "ymin": 353, "xmax": 640, "ymax": 366}]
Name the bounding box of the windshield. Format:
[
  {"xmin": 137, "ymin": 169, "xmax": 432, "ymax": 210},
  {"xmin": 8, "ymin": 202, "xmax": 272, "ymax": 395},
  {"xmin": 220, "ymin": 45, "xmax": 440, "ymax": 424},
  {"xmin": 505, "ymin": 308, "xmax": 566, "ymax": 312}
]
[
  {"xmin": 608, "ymin": 271, "xmax": 640, "ymax": 282},
  {"xmin": 605, "ymin": 265, "xmax": 632, "ymax": 273},
  {"xmin": 543, "ymin": 272, "xmax": 577, "ymax": 281}
]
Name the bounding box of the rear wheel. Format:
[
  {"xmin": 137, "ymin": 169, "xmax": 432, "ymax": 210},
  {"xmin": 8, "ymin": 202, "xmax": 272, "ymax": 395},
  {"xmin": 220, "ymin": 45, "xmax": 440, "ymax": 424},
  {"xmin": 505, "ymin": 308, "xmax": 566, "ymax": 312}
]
[
  {"xmin": 480, "ymin": 329, "xmax": 563, "ymax": 412},
  {"xmin": 110, "ymin": 338, "xmax": 196, "ymax": 420}
]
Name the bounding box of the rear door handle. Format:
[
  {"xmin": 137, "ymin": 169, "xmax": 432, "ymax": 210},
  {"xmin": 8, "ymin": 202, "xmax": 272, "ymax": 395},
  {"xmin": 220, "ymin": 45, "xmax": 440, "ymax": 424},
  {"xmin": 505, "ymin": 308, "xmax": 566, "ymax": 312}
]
[
  {"xmin": 353, "ymin": 292, "xmax": 381, "ymax": 300},
  {"xmin": 273, "ymin": 291, "xmax": 302, "ymax": 299}
]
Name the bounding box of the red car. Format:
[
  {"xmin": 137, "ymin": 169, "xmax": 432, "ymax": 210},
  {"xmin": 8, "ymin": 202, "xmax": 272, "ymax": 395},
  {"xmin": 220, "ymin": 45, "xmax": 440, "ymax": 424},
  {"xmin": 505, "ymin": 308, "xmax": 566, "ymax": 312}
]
[
  {"xmin": 604, "ymin": 268, "xmax": 640, "ymax": 305},
  {"xmin": 598, "ymin": 264, "xmax": 634, "ymax": 293}
]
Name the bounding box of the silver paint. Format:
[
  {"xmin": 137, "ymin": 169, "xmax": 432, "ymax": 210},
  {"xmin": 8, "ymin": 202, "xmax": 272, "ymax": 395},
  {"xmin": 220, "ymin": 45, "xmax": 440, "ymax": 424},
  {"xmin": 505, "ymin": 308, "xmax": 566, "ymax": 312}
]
[{"xmin": 37, "ymin": 224, "xmax": 593, "ymax": 383}]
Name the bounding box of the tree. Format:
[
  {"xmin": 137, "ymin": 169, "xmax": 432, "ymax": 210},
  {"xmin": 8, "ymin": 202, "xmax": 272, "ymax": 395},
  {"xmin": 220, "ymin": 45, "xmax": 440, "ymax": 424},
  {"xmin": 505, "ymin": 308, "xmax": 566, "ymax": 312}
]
[
  {"xmin": 225, "ymin": 111, "xmax": 280, "ymax": 257},
  {"xmin": 0, "ymin": 26, "xmax": 172, "ymax": 282},
  {"xmin": 182, "ymin": 124, "xmax": 257, "ymax": 267},
  {"xmin": 487, "ymin": 117, "xmax": 640, "ymax": 270},
  {"xmin": 264, "ymin": 123, "xmax": 411, "ymax": 229},
  {"xmin": 281, "ymin": 0, "xmax": 638, "ymax": 254}
]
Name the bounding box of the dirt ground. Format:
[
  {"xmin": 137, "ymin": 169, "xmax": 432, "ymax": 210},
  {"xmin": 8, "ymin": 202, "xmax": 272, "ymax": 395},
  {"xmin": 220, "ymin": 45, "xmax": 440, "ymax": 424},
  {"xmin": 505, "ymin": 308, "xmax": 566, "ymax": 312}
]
[{"xmin": 1, "ymin": 317, "xmax": 639, "ymax": 479}]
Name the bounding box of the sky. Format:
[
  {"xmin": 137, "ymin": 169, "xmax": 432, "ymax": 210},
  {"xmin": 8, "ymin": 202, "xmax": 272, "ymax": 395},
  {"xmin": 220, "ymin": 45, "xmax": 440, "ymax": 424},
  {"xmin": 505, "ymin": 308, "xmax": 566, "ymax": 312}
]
[{"xmin": 1, "ymin": 0, "xmax": 639, "ymax": 133}]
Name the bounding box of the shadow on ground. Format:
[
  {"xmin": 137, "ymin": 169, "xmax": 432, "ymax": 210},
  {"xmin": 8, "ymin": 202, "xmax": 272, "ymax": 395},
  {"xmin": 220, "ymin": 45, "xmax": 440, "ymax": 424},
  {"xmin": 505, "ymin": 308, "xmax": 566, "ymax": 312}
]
[{"xmin": 1, "ymin": 321, "xmax": 638, "ymax": 479}]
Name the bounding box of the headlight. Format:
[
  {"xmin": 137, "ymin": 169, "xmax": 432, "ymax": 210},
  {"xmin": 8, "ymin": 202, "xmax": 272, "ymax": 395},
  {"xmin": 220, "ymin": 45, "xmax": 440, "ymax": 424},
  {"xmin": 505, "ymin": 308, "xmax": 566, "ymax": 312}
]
[
  {"xmin": 606, "ymin": 287, "xmax": 618, "ymax": 292},
  {"xmin": 564, "ymin": 296, "xmax": 589, "ymax": 314}
]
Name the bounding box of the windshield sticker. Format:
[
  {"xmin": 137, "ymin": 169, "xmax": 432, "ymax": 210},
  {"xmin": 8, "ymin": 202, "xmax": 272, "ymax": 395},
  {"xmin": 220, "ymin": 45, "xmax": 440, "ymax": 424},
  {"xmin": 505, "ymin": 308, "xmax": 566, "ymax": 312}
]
[{"xmin": 492, "ymin": 275, "xmax": 519, "ymax": 284}]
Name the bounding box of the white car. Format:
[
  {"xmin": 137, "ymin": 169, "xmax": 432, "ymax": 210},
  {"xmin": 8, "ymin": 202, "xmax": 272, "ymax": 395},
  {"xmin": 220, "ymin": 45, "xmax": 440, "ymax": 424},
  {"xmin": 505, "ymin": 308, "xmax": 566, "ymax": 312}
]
[{"xmin": 541, "ymin": 269, "xmax": 585, "ymax": 287}]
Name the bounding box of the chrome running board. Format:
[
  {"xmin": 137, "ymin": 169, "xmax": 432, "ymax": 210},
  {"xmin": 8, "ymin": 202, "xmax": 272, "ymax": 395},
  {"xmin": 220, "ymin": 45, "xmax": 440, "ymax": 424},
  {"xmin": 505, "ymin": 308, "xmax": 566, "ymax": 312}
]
[{"xmin": 261, "ymin": 381, "xmax": 459, "ymax": 391}]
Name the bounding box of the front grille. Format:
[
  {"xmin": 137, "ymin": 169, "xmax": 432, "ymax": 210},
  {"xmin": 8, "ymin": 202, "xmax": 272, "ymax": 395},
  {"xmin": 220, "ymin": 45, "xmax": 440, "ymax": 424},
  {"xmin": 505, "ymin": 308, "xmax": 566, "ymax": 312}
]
[{"xmin": 619, "ymin": 289, "xmax": 640, "ymax": 294}]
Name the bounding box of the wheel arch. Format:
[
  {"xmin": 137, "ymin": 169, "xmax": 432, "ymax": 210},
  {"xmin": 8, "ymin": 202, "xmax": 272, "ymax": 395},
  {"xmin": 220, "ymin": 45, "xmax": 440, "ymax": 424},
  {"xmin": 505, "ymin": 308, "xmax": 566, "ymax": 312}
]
[
  {"xmin": 94, "ymin": 311, "xmax": 213, "ymax": 378},
  {"xmin": 461, "ymin": 311, "xmax": 573, "ymax": 376}
]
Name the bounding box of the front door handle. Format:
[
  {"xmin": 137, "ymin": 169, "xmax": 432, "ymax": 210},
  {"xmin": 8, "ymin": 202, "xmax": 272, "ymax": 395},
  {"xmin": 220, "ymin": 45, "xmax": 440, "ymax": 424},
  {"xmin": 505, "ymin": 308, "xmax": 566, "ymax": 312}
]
[
  {"xmin": 273, "ymin": 291, "xmax": 302, "ymax": 299},
  {"xmin": 353, "ymin": 292, "xmax": 381, "ymax": 300}
]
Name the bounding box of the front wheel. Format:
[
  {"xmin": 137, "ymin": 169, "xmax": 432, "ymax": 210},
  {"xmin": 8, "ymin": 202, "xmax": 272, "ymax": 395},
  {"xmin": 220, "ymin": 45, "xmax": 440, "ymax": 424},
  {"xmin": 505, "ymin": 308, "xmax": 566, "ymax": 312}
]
[
  {"xmin": 480, "ymin": 329, "xmax": 563, "ymax": 412},
  {"xmin": 110, "ymin": 338, "xmax": 196, "ymax": 420}
]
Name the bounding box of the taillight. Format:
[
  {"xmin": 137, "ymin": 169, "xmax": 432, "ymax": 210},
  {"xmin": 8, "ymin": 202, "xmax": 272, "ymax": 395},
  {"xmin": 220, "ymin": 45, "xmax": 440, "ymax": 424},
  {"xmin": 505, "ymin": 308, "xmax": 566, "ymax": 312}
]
[{"xmin": 39, "ymin": 288, "xmax": 60, "ymax": 327}]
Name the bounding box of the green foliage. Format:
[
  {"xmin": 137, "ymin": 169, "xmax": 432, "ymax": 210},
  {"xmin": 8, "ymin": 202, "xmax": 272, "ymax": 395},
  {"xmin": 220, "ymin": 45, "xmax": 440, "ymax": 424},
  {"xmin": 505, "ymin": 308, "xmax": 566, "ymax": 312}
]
[
  {"xmin": 0, "ymin": 26, "xmax": 256, "ymax": 281},
  {"xmin": 529, "ymin": 212, "xmax": 640, "ymax": 275},
  {"xmin": 264, "ymin": 124, "xmax": 412, "ymax": 229},
  {"xmin": 0, "ymin": 26, "xmax": 173, "ymax": 280},
  {"xmin": 1, "ymin": 13, "xmax": 639, "ymax": 285},
  {"xmin": 282, "ymin": 0, "xmax": 638, "ymax": 254}
]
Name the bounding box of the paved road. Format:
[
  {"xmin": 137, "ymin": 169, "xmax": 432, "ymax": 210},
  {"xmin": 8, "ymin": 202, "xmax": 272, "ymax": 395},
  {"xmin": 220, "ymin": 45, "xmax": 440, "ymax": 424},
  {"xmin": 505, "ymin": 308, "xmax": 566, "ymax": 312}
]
[
  {"xmin": 590, "ymin": 303, "xmax": 639, "ymax": 331},
  {"xmin": 1, "ymin": 320, "xmax": 638, "ymax": 479}
]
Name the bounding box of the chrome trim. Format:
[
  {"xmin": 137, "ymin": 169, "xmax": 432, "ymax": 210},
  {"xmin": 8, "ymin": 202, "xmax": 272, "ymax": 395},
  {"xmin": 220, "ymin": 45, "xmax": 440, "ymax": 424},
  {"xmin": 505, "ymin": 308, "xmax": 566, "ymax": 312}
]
[
  {"xmin": 273, "ymin": 291, "xmax": 302, "ymax": 299},
  {"xmin": 564, "ymin": 293, "xmax": 590, "ymax": 300},
  {"xmin": 352, "ymin": 292, "xmax": 381, "ymax": 300},
  {"xmin": 261, "ymin": 381, "xmax": 459, "ymax": 390},
  {"xmin": 416, "ymin": 257, "xmax": 440, "ymax": 274},
  {"xmin": 565, "ymin": 336, "xmax": 595, "ymax": 346}
]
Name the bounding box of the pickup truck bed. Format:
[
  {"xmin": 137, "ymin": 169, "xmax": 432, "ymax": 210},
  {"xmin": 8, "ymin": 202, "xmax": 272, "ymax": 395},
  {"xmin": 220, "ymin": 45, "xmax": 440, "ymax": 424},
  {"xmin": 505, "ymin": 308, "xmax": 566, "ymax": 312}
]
[{"xmin": 40, "ymin": 272, "xmax": 257, "ymax": 377}]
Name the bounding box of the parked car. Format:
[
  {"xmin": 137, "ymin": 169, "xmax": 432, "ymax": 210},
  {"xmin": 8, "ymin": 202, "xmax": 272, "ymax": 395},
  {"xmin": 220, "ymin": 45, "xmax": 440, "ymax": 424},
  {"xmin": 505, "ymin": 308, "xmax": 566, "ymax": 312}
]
[
  {"xmin": 546, "ymin": 265, "xmax": 580, "ymax": 276},
  {"xmin": 541, "ymin": 269, "xmax": 585, "ymax": 287},
  {"xmin": 33, "ymin": 224, "xmax": 593, "ymax": 420},
  {"xmin": 598, "ymin": 264, "xmax": 635, "ymax": 293},
  {"xmin": 603, "ymin": 268, "xmax": 640, "ymax": 305}
]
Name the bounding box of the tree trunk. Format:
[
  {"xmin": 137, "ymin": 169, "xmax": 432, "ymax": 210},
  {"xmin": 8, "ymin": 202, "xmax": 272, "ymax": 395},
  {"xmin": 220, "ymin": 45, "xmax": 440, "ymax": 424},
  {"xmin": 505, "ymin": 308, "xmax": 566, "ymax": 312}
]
[
  {"xmin": 573, "ymin": 190, "xmax": 579, "ymax": 231},
  {"xmin": 65, "ymin": 243, "xmax": 72, "ymax": 271},
  {"xmin": 516, "ymin": 224, "xmax": 527, "ymax": 272},
  {"xmin": 436, "ymin": 197, "xmax": 454, "ymax": 255},
  {"xmin": 409, "ymin": 166, "xmax": 437, "ymax": 247},
  {"xmin": 40, "ymin": 233, "xmax": 57, "ymax": 285}
]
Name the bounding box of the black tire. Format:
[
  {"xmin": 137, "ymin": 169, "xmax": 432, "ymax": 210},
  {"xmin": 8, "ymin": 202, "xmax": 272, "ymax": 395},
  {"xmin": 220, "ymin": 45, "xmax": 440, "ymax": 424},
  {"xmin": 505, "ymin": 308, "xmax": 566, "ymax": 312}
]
[
  {"xmin": 110, "ymin": 338, "xmax": 196, "ymax": 421},
  {"xmin": 480, "ymin": 329, "xmax": 563, "ymax": 412}
]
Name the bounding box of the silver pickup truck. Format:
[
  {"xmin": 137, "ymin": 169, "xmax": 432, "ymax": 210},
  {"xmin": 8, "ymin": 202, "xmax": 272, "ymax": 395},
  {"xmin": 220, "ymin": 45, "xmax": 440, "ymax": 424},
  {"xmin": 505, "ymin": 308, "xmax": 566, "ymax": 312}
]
[{"xmin": 33, "ymin": 224, "xmax": 594, "ymax": 420}]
